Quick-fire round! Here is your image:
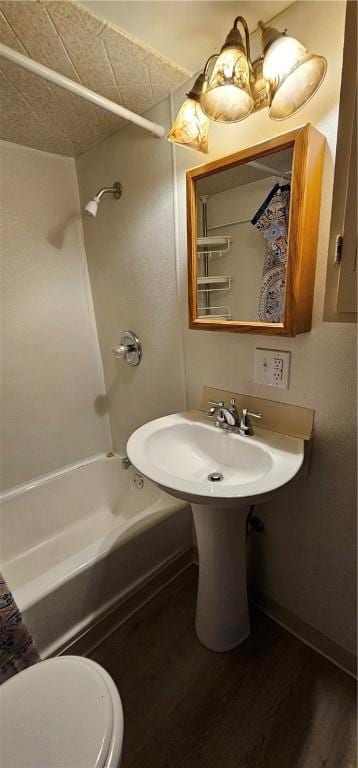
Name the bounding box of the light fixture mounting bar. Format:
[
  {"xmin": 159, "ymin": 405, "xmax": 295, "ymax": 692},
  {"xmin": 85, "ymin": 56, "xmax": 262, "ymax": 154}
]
[{"xmin": 251, "ymin": 58, "xmax": 270, "ymax": 111}]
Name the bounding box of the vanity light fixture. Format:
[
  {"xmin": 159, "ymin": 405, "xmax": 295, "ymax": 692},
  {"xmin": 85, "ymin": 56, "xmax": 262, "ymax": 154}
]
[
  {"xmin": 200, "ymin": 16, "xmax": 254, "ymax": 123},
  {"xmin": 258, "ymin": 21, "xmax": 327, "ymax": 121},
  {"xmin": 168, "ymin": 15, "xmax": 327, "ymax": 153},
  {"xmin": 167, "ymin": 72, "xmax": 209, "ymax": 153}
]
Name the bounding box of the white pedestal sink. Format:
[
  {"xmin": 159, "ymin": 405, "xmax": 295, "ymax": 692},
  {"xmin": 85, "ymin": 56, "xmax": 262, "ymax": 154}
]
[{"xmin": 127, "ymin": 412, "xmax": 304, "ymax": 652}]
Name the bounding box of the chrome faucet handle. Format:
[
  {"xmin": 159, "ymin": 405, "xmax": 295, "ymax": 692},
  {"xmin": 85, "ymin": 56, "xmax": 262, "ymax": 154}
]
[
  {"xmin": 112, "ymin": 343, "xmax": 130, "ymax": 358},
  {"xmin": 245, "ymin": 409, "xmax": 263, "ymax": 420},
  {"xmin": 112, "ymin": 330, "xmax": 141, "ymax": 366},
  {"xmin": 240, "ymin": 408, "xmax": 263, "ymax": 436},
  {"xmin": 229, "ymin": 398, "xmax": 240, "ymax": 420},
  {"xmin": 207, "ymin": 399, "xmax": 224, "ymax": 417}
]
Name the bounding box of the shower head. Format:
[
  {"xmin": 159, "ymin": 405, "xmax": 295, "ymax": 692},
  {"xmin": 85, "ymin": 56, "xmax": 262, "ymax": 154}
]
[
  {"xmin": 85, "ymin": 196, "xmax": 100, "ymax": 218},
  {"xmin": 84, "ymin": 182, "xmax": 122, "ymax": 218}
]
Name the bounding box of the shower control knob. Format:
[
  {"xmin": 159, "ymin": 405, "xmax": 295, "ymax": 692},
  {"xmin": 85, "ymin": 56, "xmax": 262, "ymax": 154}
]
[
  {"xmin": 112, "ymin": 344, "xmax": 127, "ymax": 358},
  {"xmin": 112, "ymin": 330, "xmax": 142, "ymax": 367}
]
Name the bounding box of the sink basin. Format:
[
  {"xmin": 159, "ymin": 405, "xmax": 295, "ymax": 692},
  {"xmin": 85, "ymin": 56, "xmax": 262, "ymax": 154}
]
[
  {"xmin": 127, "ymin": 413, "xmax": 304, "ymax": 505},
  {"xmin": 127, "ymin": 411, "xmax": 305, "ymax": 652}
]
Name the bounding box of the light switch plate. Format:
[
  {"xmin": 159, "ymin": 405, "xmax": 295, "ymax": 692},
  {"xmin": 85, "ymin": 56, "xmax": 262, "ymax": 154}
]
[{"xmin": 255, "ymin": 348, "xmax": 291, "ymax": 389}]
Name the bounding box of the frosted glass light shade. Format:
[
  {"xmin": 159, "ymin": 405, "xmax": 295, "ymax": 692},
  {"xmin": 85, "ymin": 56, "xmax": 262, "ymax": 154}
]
[
  {"xmin": 263, "ymin": 35, "xmax": 327, "ymax": 120},
  {"xmin": 201, "ymin": 47, "xmax": 253, "ymax": 122},
  {"xmin": 167, "ymin": 97, "xmax": 209, "ymax": 153}
]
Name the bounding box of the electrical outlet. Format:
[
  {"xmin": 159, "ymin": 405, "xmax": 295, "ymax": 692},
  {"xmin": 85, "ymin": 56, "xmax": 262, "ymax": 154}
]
[{"xmin": 255, "ymin": 348, "xmax": 291, "ymax": 389}]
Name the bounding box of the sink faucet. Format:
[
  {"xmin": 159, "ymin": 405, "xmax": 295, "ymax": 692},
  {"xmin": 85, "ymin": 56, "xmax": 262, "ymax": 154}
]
[
  {"xmin": 207, "ymin": 399, "xmax": 237, "ymax": 428},
  {"xmin": 207, "ymin": 399, "xmax": 262, "ymax": 436}
]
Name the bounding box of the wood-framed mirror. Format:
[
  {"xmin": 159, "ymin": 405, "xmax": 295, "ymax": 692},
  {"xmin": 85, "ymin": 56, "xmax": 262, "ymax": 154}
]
[{"xmin": 187, "ymin": 124, "xmax": 325, "ymax": 335}]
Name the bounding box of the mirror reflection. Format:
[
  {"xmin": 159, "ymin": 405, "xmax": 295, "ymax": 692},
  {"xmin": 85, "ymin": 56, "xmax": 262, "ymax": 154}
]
[{"xmin": 196, "ymin": 147, "xmax": 293, "ymax": 323}]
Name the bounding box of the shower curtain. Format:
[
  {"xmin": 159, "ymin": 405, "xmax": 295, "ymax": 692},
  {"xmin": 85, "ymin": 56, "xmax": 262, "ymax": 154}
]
[
  {"xmin": 251, "ymin": 183, "xmax": 291, "ymax": 323},
  {"xmin": 0, "ymin": 574, "xmax": 40, "ymax": 683}
]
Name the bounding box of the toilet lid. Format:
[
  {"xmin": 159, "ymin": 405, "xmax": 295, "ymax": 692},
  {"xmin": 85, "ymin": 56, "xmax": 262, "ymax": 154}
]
[{"xmin": 0, "ymin": 656, "xmax": 121, "ymax": 768}]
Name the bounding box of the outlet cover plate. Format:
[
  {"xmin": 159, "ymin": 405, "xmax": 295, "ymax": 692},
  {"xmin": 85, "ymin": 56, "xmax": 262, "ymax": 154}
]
[{"xmin": 255, "ymin": 348, "xmax": 291, "ymax": 389}]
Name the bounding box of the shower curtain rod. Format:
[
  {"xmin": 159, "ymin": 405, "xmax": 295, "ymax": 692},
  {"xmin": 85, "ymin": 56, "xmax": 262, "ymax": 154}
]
[{"xmin": 0, "ymin": 43, "xmax": 166, "ymax": 138}]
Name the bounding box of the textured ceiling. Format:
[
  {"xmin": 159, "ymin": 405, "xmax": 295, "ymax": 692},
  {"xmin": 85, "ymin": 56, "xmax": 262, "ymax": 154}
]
[{"xmin": 0, "ymin": 0, "xmax": 190, "ymax": 156}]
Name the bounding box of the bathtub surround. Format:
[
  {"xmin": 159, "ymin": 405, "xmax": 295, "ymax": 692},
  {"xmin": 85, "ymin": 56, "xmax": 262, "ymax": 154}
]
[
  {"xmin": 1, "ymin": 102, "xmax": 193, "ymax": 660},
  {"xmin": 0, "ymin": 141, "xmax": 111, "ymax": 491},
  {"xmin": 76, "ymin": 98, "xmax": 187, "ymax": 454}
]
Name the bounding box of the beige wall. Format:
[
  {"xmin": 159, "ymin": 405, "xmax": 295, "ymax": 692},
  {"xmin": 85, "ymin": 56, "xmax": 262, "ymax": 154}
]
[
  {"xmin": 0, "ymin": 141, "xmax": 111, "ymax": 490},
  {"xmin": 75, "ymin": 99, "xmax": 186, "ymax": 455},
  {"xmin": 173, "ymin": 1, "xmax": 356, "ymax": 655}
]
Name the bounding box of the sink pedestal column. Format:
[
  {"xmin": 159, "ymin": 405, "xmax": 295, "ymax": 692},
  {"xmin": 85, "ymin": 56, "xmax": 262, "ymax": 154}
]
[{"xmin": 191, "ymin": 504, "xmax": 249, "ymax": 652}]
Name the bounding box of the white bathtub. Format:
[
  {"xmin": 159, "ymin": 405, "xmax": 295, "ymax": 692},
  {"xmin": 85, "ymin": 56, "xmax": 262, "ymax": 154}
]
[{"xmin": 0, "ymin": 454, "xmax": 192, "ymax": 657}]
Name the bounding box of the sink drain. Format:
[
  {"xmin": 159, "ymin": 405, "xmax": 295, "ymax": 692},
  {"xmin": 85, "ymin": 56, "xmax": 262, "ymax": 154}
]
[{"xmin": 208, "ymin": 471, "xmax": 224, "ymax": 482}]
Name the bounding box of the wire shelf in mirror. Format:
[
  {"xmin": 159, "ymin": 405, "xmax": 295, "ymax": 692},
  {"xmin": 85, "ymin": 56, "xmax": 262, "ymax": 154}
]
[
  {"xmin": 197, "ymin": 235, "xmax": 232, "ymax": 253},
  {"xmin": 197, "ymin": 275, "xmax": 232, "ymax": 292},
  {"xmin": 198, "ymin": 304, "xmax": 232, "ymax": 320}
]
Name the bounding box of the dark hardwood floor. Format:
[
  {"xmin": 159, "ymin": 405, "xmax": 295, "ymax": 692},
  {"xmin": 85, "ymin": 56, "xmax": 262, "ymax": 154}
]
[{"xmin": 89, "ymin": 566, "xmax": 357, "ymax": 768}]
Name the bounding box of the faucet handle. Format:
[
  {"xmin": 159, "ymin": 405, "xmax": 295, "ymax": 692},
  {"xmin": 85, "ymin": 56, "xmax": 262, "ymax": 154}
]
[
  {"xmin": 112, "ymin": 344, "xmax": 128, "ymax": 358},
  {"xmin": 246, "ymin": 410, "xmax": 263, "ymax": 419},
  {"xmin": 228, "ymin": 398, "xmax": 240, "ymax": 420},
  {"xmin": 240, "ymin": 408, "xmax": 263, "ymax": 436},
  {"xmin": 207, "ymin": 399, "xmax": 224, "ymax": 417}
]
